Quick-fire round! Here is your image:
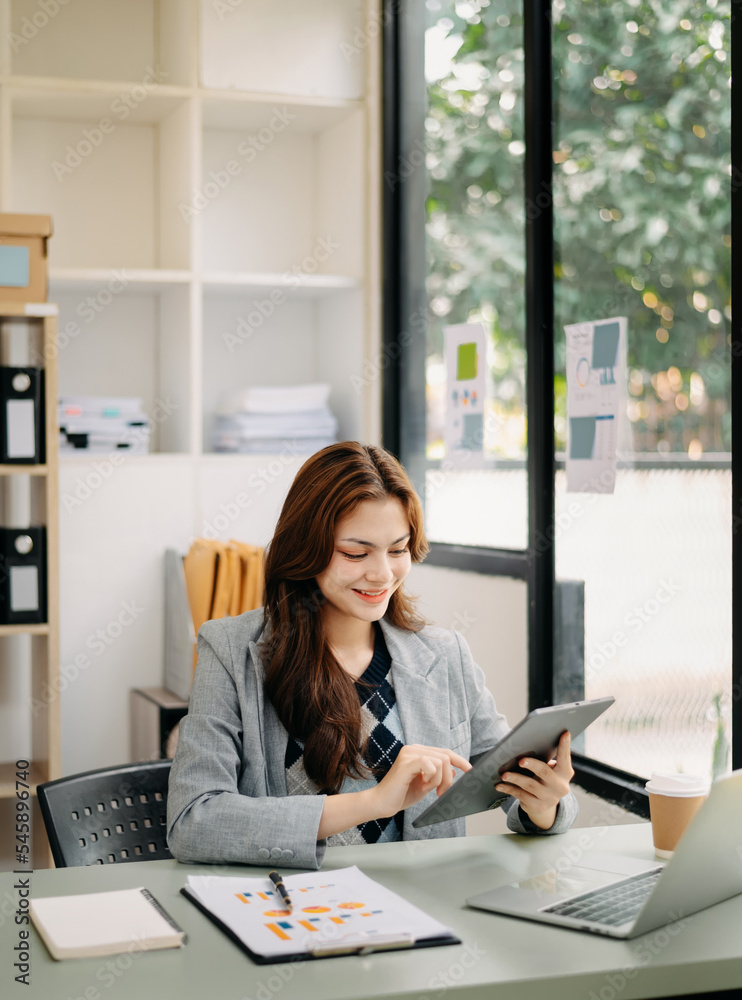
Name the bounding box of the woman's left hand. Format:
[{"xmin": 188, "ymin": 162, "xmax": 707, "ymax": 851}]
[{"xmin": 495, "ymin": 730, "xmax": 574, "ymax": 830}]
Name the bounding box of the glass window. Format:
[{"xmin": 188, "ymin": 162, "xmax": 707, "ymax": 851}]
[
  {"xmin": 418, "ymin": 0, "xmax": 528, "ymax": 550},
  {"xmin": 552, "ymin": 0, "xmax": 732, "ymax": 781}
]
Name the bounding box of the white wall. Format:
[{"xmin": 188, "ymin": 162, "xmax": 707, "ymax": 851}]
[{"xmin": 56, "ymin": 451, "xmax": 306, "ymax": 775}]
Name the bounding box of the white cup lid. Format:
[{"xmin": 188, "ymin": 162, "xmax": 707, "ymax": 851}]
[{"xmin": 645, "ymin": 772, "xmax": 709, "ymax": 797}]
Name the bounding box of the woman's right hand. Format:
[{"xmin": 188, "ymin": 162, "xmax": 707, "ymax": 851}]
[
  {"xmin": 370, "ymin": 744, "xmax": 472, "ymax": 818},
  {"xmin": 317, "ymin": 744, "xmax": 471, "ymax": 839}
]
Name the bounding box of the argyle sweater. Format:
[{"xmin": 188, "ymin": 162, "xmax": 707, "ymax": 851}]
[{"xmin": 284, "ymin": 626, "xmax": 404, "ymax": 845}]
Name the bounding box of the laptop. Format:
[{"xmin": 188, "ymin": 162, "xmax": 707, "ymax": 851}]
[{"xmin": 467, "ymin": 769, "xmax": 742, "ymax": 939}]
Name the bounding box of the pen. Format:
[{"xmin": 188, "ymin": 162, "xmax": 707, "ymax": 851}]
[{"xmin": 268, "ymin": 870, "xmax": 292, "ymax": 911}]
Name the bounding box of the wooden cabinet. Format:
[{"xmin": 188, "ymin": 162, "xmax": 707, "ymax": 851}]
[{"xmin": 0, "ymin": 304, "xmax": 59, "ymax": 866}]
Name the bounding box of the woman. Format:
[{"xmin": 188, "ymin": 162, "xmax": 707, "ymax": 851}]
[{"xmin": 167, "ymin": 442, "xmax": 577, "ymax": 868}]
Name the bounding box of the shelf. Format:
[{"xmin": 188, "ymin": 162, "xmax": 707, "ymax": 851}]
[
  {"xmin": 202, "ymin": 272, "xmax": 359, "ymax": 297},
  {"xmin": 9, "ymin": 79, "xmax": 192, "ymax": 124},
  {"xmin": 47, "ymin": 270, "xmax": 359, "ymax": 296},
  {"xmin": 0, "ymin": 761, "xmax": 47, "ymax": 798},
  {"xmin": 0, "ymin": 624, "xmax": 50, "ymax": 637},
  {"xmin": 50, "ymin": 268, "xmax": 193, "ymax": 293},
  {"xmin": 58, "ymin": 452, "xmax": 193, "ymax": 464},
  {"xmin": 0, "ymin": 465, "xmax": 48, "ymax": 476},
  {"xmin": 6, "ymin": 77, "xmax": 364, "ymax": 130},
  {"xmin": 0, "ymin": 301, "xmax": 58, "ymax": 317},
  {"xmin": 200, "ymin": 92, "xmax": 363, "ymax": 132}
]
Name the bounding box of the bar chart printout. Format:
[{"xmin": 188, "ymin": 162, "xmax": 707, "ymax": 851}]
[
  {"xmin": 564, "ymin": 316, "xmax": 626, "ymax": 494},
  {"xmin": 185, "ymin": 866, "xmax": 455, "ymax": 959}
]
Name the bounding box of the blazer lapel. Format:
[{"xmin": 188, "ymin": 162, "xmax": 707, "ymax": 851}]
[{"xmin": 379, "ymin": 620, "xmax": 451, "ymax": 749}]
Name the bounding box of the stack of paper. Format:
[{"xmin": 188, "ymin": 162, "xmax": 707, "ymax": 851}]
[
  {"xmin": 212, "ymin": 383, "xmax": 337, "ymax": 454},
  {"xmin": 58, "ymin": 396, "xmax": 150, "ymax": 454}
]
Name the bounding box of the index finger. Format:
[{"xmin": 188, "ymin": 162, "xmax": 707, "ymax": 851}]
[
  {"xmin": 553, "ymin": 730, "xmax": 572, "ymax": 770},
  {"xmin": 445, "ymin": 749, "xmax": 472, "ymax": 772}
]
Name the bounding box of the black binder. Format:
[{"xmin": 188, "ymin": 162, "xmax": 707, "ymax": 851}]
[
  {"xmin": 0, "ymin": 366, "xmax": 45, "ymax": 464},
  {"xmin": 0, "ymin": 526, "xmax": 47, "ymax": 625}
]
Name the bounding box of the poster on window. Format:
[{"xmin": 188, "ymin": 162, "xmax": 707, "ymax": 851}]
[
  {"xmin": 565, "ymin": 316, "xmax": 627, "ymax": 494},
  {"xmin": 443, "ymin": 322, "xmax": 487, "ymax": 469}
]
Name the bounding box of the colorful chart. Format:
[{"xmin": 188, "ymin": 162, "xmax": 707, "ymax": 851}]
[
  {"xmin": 187, "ymin": 867, "xmax": 454, "ymax": 960},
  {"xmin": 231, "ymin": 878, "xmax": 391, "ymax": 945},
  {"xmin": 235, "ymin": 890, "xmax": 277, "ymax": 904},
  {"xmin": 265, "ymin": 923, "xmax": 291, "ymax": 941},
  {"xmin": 263, "ymin": 904, "xmax": 385, "ymax": 940}
]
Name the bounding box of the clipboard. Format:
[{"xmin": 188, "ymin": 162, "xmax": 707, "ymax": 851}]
[{"xmin": 179, "ymin": 866, "xmax": 460, "ymax": 965}]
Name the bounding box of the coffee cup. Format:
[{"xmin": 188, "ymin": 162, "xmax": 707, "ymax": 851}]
[{"xmin": 645, "ymin": 772, "xmax": 709, "ymax": 859}]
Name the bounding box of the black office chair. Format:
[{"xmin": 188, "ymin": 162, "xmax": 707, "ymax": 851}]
[{"xmin": 37, "ymin": 760, "xmax": 173, "ymax": 867}]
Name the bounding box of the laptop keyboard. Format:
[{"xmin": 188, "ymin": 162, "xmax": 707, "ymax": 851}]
[{"xmin": 542, "ymin": 868, "xmax": 664, "ymax": 927}]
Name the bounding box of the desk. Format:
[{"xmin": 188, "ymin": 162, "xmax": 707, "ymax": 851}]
[{"xmin": 2, "ymin": 824, "xmax": 741, "ymax": 1000}]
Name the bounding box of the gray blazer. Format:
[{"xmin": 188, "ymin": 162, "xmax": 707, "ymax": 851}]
[{"xmin": 167, "ymin": 609, "xmax": 578, "ymax": 868}]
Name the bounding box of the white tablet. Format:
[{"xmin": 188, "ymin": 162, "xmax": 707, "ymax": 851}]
[{"xmin": 411, "ymin": 696, "xmax": 615, "ymax": 828}]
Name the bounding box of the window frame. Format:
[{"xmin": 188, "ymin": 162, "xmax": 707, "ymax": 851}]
[{"xmin": 382, "ymin": 0, "xmax": 740, "ymax": 815}]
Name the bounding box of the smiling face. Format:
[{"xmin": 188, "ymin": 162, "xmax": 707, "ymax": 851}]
[{"xmin": 315, "ymin": 498, "xmax": 412, "ymax": 631}]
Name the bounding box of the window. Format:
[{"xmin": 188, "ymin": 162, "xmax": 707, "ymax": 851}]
[{"xmin": 384, "ymin": 0, "xmax": 737, "ymax": 812}]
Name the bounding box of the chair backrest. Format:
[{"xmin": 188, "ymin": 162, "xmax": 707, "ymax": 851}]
[{"xmin": 37, "ymin": 760, "xmax": 173, "ymax": 867}]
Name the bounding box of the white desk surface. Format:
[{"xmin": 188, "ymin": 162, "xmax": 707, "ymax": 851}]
[{"xmin": 2, "ymin": 824, "xmax": 741, "ymax": 1000}]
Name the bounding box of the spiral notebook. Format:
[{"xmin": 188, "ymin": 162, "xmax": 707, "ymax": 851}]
[{"xmin": 30, "ymin": 886, "xmax": 186, "ymax": 960}]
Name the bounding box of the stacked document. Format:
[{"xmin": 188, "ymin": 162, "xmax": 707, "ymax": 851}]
[
  {"xmin": 212, "ymin": 383, "xmax": 337, "ymax": 454},
  {"xmin": 58, "ymin": 396, "xmax": 150, "ymax": 454}
]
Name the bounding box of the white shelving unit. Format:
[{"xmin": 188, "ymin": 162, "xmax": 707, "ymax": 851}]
[
  {"xmin": 0, "ymin": 0, "xmax": 381, "ymax": 456},
  {"xmin": 0, "ymin": 0, "xmax": 382, "ymax": 787}
]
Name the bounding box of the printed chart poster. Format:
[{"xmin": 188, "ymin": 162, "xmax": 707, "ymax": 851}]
[
  {"xmin": 564, "ymin": 316, "xmax": 626, "ymax": 494},
  {"xmin": 444, "ymin": 322, "xmax": 487, "ymax": 468}
]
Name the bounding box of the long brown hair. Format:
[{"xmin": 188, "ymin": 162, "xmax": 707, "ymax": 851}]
[{"xmin": 261, "ymin": 442, "xmax": 429, "ymax": 794}]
